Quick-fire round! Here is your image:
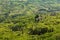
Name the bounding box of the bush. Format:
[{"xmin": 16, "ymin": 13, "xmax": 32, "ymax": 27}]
[
  {"xmin": 28, "ymin": 27, "xmax": 54, "ymax": 35},
  {"xmin": 10, "ymin": 25, "xmax": 24, "ymax": 32}
]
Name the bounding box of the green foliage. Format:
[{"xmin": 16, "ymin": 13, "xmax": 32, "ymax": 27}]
[{"xmin": 0, "ymin": 0, "xmax": 60, "ymax": 40}]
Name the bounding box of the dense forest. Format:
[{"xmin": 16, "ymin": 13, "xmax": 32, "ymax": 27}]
[{"xmin": 0, "ymin": 0, "xmax": 60, "ymax": 40}]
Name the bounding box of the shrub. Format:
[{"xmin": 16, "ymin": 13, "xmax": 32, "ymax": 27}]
[
  {"xmin": 28, "ymin": 27, "xmax": 48, "ymax": 35},
  {"xmin": 9, "ymin": 25, "xmax": 24, "ymax": 32},
  {"xmin": 28, "ymin": 27, "xmax": 54, "ymax": 35}
]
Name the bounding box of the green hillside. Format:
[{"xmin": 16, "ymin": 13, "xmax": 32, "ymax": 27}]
[{"xmin": 0, "ymin": 0, "xmax": 60, "ymax": 40}]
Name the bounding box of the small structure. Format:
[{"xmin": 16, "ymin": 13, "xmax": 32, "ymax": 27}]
[{"xmin": 35, "ymin": 15, "xmax": 42, "ymax": 22}]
